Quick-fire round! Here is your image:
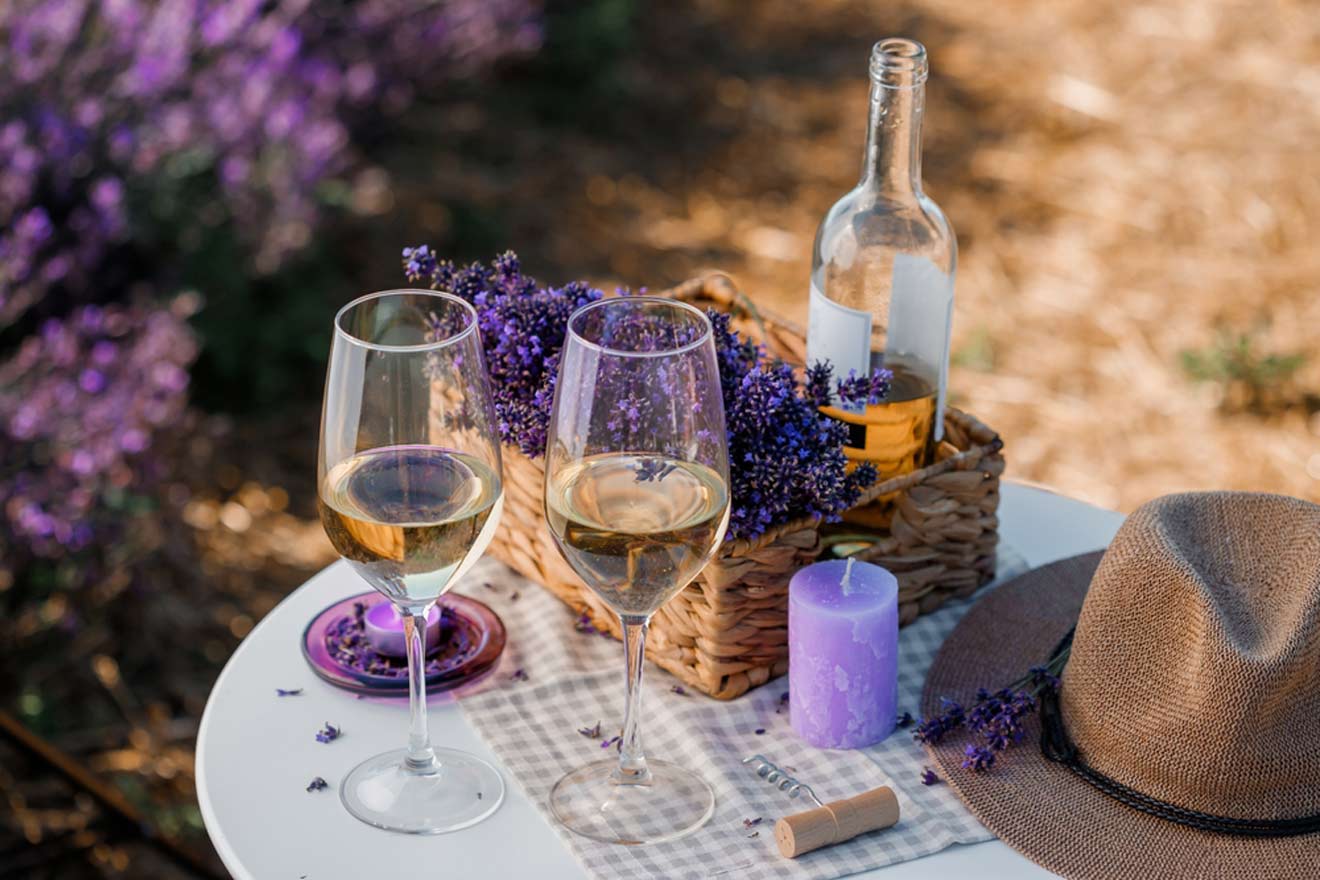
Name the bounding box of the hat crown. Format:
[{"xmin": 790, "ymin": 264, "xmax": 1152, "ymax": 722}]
[{"xmin": 1062, "ymin": 491, "xmax": 1320, "ymax": 820}]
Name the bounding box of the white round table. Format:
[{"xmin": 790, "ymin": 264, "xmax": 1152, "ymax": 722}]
[{"xmin": 197, "ymin": 482, "xmax": 1124, "ymax": 879}]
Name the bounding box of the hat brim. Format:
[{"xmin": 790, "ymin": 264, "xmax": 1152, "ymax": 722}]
[{"xmin": 922, "ymin": 552, "xmax": 1320, "ymax": 880}]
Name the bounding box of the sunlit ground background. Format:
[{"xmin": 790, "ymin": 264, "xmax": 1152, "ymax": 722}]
[{"xmin": 2, "ymin": 1, "xmax": 1317, "ymax": 876}]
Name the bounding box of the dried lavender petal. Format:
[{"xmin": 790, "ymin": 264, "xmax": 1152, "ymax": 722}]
[{"xmin": 315, "ymin": 722, "xmax": 342, "ymax": 744}]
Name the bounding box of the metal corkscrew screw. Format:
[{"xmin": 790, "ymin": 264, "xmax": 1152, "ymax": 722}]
[
  {"xmin": 741, "ymin": 754, "xmax": 824, "ymax": 807},
  {"xmin": 742, "ymin": 754, "xmax": 900, "ymax": 859}
]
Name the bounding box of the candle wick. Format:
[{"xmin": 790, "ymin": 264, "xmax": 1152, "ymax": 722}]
[{"xmin": 842, "ymin": 556, "xmax": 855, "ymax": 596}]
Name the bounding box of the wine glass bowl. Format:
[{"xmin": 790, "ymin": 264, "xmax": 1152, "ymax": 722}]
[
  {"xmin": 544, "ymin": 296, "xmax": 730, "ymax": 845},
  {"xmin": 318, "ymin": 289, "xmax": 505, "ymax": 834}
]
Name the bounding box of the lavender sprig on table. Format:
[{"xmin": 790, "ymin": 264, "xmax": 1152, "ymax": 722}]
[
  {"xmin": 573, "ymin": 612, "xmax": 606, "ymax": 635},
  {"xmin": 403, "ymin": 250, "xmax": 880, "ymax": 542},
  {"xmin": 914, "ymin": 649, "xmax": 1069, "ymax": 773}
]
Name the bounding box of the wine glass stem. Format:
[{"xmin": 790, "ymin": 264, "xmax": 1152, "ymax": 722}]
[
  {"xmin": 614, "ymin": 615, "xmax": 652, "ymax": 785},
  {"xmin": 403, "ymin": 606, "xmax": 437, "ymax": 771}
]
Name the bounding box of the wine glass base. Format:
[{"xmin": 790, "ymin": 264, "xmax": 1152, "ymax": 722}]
[
  {"xmin": 340, "ymin": 746, "xmax": 504, "ymax": 834},
  {"xmin": 548, "ymin": 758, "xmax": 715, "ymax": 845}
]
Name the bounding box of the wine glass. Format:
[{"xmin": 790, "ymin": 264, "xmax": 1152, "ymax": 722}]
[
  {"xmin": 318, "ymin": 289, "xmax": 505, "ymax": 834},
  {"xmin": 543, "ymin": 296, "xmax": 730, "ymax": 845}
]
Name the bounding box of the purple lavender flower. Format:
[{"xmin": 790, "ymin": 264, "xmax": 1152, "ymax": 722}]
[
  {"xmin": 1029, "ymin": 665, "xmax": 1062, "ymax": 693},
  {"xmin": 913, "ymin": 697, "xmax": 967, "ymax": 745},
  {"xmin": 635, "ymin": 457, "xmax": 678, "ymax": 482},
  {"xmin": 836, "ymin": 368, "xmax": 894, "ymax": 408},
  {"xmin": 804, "ymin": 362, "xmax": 834, "ymax": 409},
  {"xmin": 961, "ymin": 745, "xmax": 996, "ymax": 772},
  {"xmin": 306, "ymin": 776, "xmax": 329, "ymax": 792},
  {"xmin": 920, "ymin": 767, "xmax": 940, "ymax": 786},
  {"xmin": 315, "ymin": 722, "xmax": 343, "ymax": 744},
  {"xmin": 0, "ymin": 302, "xmax": 196, "ymax": 559},
  {"xmin": 916, "ymin": 653, "xmax": 1068, "ymax": 769}
]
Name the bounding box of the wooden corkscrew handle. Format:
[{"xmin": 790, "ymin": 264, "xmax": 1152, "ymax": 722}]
[{"xmin": 774, "ymin": 785, "xmax": 900, "ymax": 858}]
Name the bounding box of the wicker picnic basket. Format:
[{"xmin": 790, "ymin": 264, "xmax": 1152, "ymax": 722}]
[{"xmin": 487, "ymin": 274, "xmax": 1004, "ymax": 699}]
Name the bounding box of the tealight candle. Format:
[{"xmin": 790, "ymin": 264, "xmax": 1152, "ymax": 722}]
[
  {"xmin": 363, "ymin": 602, "xmax": 443, "ymax": 658},
  {"xmin": 789, "ymin": 558, "xmax": 899, "ymax": 749}
]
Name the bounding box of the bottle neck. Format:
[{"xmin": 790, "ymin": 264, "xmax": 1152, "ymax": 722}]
[{"xmin": 860, "ymin": 39, "xmax": 927, "ymax": 196}]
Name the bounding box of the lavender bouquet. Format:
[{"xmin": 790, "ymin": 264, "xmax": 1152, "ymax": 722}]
[{"xmin": 402, "ymin": 248, "xmax": 886, "ymax": 543}]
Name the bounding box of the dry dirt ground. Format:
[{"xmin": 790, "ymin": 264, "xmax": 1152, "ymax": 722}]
[{"xmin": 406, "ymin": 0, "xmax": 1320, "ymax": 513}]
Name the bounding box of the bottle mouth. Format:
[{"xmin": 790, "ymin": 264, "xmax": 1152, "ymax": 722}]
[{"xmin": 870, "ymin": 38, "xmax": 928, "ymax": 87}]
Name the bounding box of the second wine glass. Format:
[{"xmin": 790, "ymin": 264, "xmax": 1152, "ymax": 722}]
[{"xmin": 543, "ymin": 296, "xmax": 730, "ymax": 845}]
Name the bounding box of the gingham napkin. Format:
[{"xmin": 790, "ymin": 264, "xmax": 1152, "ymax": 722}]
[{"xmin": 454, "ymin": 544, "xmax": 1027, "ymax": 880}]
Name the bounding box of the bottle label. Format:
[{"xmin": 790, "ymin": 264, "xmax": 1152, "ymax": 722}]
[
  {"xmin": 806, "ymin": 280, "xmax": 871, "ymax": 408},
  {"xmin": 887, "ymin": 254, "xmax": 953, "ymax": 440}
]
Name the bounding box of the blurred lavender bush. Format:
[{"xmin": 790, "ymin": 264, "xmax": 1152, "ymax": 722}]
[
  {"xmin": 0, "ymin": 0, "xmax": 541, "ymax": 325},
  {"xmin": 0, "ymin": 1, "xmax": 541, "ymax": 631},
  {"xmin": 0, "ymin": 298, "xmax": 196, "ymax": 573}
]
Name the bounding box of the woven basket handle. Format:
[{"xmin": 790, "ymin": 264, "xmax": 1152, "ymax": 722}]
[{"xmin": 658, "ymin": 274, "xmax": 807, "ymax": 364}]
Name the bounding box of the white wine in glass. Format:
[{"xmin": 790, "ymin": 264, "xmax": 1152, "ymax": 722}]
[
  {"xmin": 544, "ymin": 297, "xmax": 730, "ymax": 846},
  {"xmin": 318, "ymin": 289, "xmax": 505, "ymax": 835},
  {"xmin": 320, "ymin": 445, "xmax": 503, "ymax": 606},
  {"xmin": 546, "ymin": 452, "xmax": 727, "ymax": 616}
]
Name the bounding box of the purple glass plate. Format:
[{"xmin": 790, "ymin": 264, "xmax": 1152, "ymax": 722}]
[{"xmin": 301, "ymin": 592, "xmax": 505, "ymax": 697}]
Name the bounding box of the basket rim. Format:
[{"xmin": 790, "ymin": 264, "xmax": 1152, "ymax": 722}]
[{"xmin": 715, "ymin": 407, "xmax": 1001, "ymax": 557}]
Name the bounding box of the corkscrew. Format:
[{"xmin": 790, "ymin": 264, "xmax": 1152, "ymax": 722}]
[
  {"xmin": 741, "ymin": 754, "xmax": 824, "ymax": 807},
  {"xmin": 741, "ymin": 754, "xmax": 900, "ymax": 858}
]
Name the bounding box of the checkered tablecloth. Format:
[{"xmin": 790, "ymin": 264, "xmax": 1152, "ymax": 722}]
[{"xmin": 453, "ymin": 544, "xmax": 1027, "ymax": 880}]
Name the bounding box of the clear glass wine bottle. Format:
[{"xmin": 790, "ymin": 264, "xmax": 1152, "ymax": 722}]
[{"xmin": 806, "ymin": 37, "xmax": 956, "ymax": 528}]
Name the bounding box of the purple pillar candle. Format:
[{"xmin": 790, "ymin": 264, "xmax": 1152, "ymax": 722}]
[
  {"xmin": 789, "ymin": 558, "xmax": 899, "ymax": 749},
  {"xmin": 363, "ymin": 602, "xmax": 443, "ymax": 658}
]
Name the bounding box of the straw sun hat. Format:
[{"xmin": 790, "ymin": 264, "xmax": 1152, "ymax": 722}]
[{"xmin": 922, "ymin": 492, "xmax": 1320, "ymax": 879}]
